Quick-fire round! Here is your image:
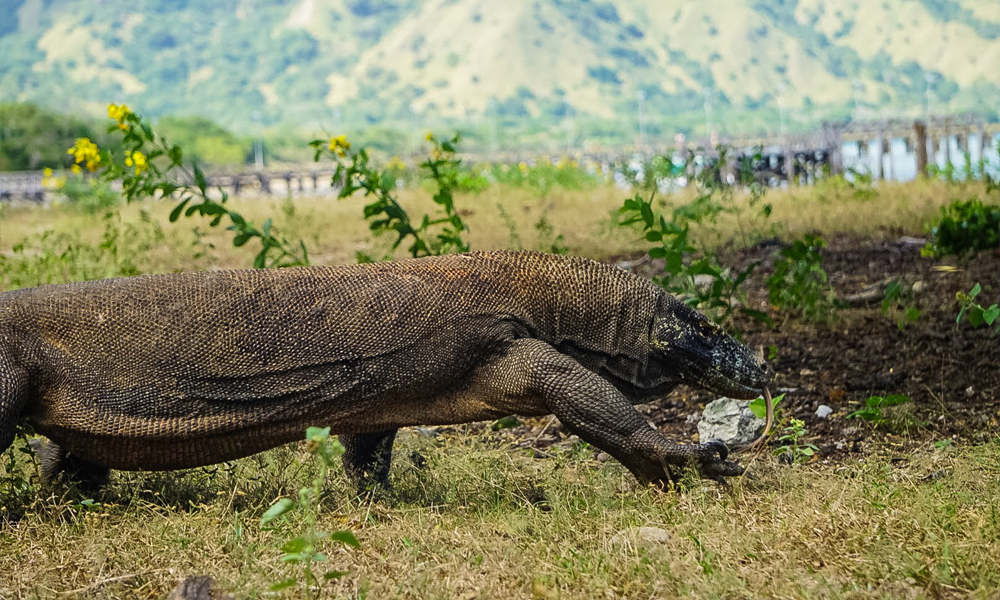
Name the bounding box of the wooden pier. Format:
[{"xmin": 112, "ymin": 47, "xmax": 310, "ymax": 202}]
[{"xmin": 2, "ymin": 114, "xmax": 997, "ymax": 204}]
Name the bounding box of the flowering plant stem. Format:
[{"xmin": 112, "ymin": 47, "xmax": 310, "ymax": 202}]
[
  {"xmin": 74, "ymin": 104, "xmax": 309, "ymax": 269},
  {"xmin": 311, "ymin": 132, "xmax": 470, "ymax": 261}
]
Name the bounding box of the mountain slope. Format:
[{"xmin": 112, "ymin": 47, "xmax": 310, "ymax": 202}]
[{"xmin": 1, "ymin": 0, "xmax": 997, "ymax": 143}]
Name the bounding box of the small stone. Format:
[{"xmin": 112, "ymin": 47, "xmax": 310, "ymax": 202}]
[
  {"xmin": 911, "ymin": 280, "xmax": 925, "ymax": 293},
  {"xmin": 609, "ymin": 526, "xmax": 672, "ymax": 550},
  {"xmin": 815, "ymin": 405, "xmax": 833, "ymax": 419},
  {"xmin": 596, "ymin": 452, "xmax": 610, "ymax": 463},
  {"xmin": 167, "ymin": 576, "xmax": 233, "ymax": 600},
  {"xmin": 698, "ymin": 397, "xmax": 766, "ymax": 447}
]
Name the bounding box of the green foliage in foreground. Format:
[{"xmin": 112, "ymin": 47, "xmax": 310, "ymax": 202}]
[{"xmin": 259, "ymin": 428, "xmax": 359, "ymax": 598}]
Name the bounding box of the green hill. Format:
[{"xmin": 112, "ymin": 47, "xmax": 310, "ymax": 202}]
[{"xmin": 1, "ymin": 0, "xmax": 997, "ymax": 149}]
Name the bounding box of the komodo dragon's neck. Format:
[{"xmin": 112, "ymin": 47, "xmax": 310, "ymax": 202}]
[{"xmin": 471, "ymin": 251, "xmax": 667, "ymax": 398}]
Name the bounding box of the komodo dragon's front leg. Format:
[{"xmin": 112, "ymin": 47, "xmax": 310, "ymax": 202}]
[{"xmin": 481, "ymin": 339, "xmax": 743, "ymax": 485}]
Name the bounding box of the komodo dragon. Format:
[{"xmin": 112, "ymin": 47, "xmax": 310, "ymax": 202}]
[{"xmin": 0, "ymin": 250, "xmax": 771, "ymax": 490}]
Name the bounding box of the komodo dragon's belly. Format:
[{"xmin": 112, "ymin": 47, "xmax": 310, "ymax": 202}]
[{"xmin": 32, "ymin": 353, "xmax": 506, "ymax": 470}]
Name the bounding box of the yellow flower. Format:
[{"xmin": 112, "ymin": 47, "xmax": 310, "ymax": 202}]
[
  {"xmin": 71, "ymin": 164, "xmax": 82, "ymax": 174},
  {"xmin": 124, "ymin": 150, "xmax": 148, "ymax": 174},
  {"xmin": 43, "ymin": 167, "xmax": 53, "ymax": 177},
  {"xmin": 107, "ymin": 103, "xmax": 131, "ymax": 129},
  {"xmin": 67, "ymin": 137, "xmax": 102, "ymax": 172},
  {"xmin": 328, "ymin": 135, "xmax": 351, "ymax": 157},
  {"xmin": 425, "ymin": 132, "xmax": 434, "ymax": 142}
]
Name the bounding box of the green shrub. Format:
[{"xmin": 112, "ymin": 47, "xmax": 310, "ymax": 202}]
[
  {"xmin": 766, "ymin": 234, "xmax": 836, "ymax": 323},
  {"xmin": 923, "ymin": 198, "xmax": 1000, "ymax": 258},
  {"xmin": 57, "ymin": 174, "xmax": 121, "ymax": 214}
]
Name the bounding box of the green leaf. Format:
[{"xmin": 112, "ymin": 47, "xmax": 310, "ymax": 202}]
[
  {"xmin": 169, "ymin": 198, "xmax": 191, "ymax": 223},
  {"xmin": 324, "ymin": 570, "xmax": 350, "ymax": 580},
  {"xmin": 983, "ymin": 305, "xmax": 999, "ymax": 325},
  {"xmin": 882, "ymin": 394, "xmax": 910, "ymax": 406},
  {"xmin": 639, "ymin": 202, "xmax": 654, "ymax": 228},
  {"xmin": 306, "ymin": 426, "xmax": 331, "ymax": 442},
  {"xmin": 281, "ymin": 537, "xmax": 309, "ymax": 554},
  {"xmin": 491, "ymin": 415, "xmax": 520, "ymax": 430},
  {"xmin": 329, "ymin": 530, "xmax": 361, "ymax": 548},
  {"xmin": 749, "ymin": 393, "xmax": 784, "ymax": 419},
  {"xmin": 193, "ymin": 163, "xmax": 207, "ymax": 195},
  {"xmin": 645, "ymin": 230, "xmax": 663, "ymax": 242},
  {"xmin": 281, "ymin": 552, "xmax": 307, "ymax": 563},
  {"xmin": 260, "ymin": 497, "xmax": 295, "ymax": 526},
  {"xmin": 270, "ymin": 578, "xmax": 297, "ymax": 591},
  {"xmin": 969, "ymin": 307, "xmax": 984, "ymax": 327}
]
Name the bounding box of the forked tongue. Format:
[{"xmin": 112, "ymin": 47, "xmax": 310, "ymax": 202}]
[{"xmin": 744, "ymin": 386, "xmax": 774, "ymax": 452}]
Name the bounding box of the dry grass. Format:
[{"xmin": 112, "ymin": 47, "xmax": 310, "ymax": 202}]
[
  {"xmin": 1, "ymin": 178, "xmax": 998, "ymax": 598},
  {"xmin": 2, "ymin": 434, "xmax": 998, "ymax": 599},
  {"xmin": 1, "ymin": 178, "xmax": 991, "ymax": 286}
]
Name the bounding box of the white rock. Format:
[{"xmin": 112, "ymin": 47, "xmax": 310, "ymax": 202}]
[
  {"xmin": 698, "ymin": 397, "xmax": 766, "ymax": 447},
  {"xmin": 816, "ymin": 405, "xmax": 833, "ymax": 419}
]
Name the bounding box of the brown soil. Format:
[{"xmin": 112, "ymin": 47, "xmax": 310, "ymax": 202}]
[
  {"xmin": 491, "ymin": 235, "xmax": 999, "ymax": 462},
  {"xmin": 726, "ymin": 234, "xmax": 998, "ymax": 454}
]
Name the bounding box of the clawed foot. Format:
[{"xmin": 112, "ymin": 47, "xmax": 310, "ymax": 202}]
[
  {"xmin": 697, "ymin": 440, "xmax": 745, "ymax": 479},
  {"xmin": 645, "ymin": 440, "xmax": 745, "ymax": 487}
]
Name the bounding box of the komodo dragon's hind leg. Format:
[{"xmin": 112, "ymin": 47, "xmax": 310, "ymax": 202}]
[
  {"xmin": 38, "ymin": 440, "xmax": 111, "ymax": 492},
  {"xmin": 340, "ymin": 429, "xmax": 398, "ymax": 493}
]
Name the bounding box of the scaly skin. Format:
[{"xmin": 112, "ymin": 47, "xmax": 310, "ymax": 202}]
[{"xmin": 0, "ymin": 251, "xmax": 770, "ymax": 489}]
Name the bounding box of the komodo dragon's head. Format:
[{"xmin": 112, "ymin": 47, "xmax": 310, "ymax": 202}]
[{"xmin": 650, "ymin": 297, "xmax": 771, "ymax": 399}]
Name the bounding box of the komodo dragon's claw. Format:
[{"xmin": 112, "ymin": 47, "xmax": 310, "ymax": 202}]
[
  {"xmin": 703, "ymin": 439, "xmax": 729, "ymax": 462},
  {"xmin": 695, "ymin": 441, "xmax": 744, "ymax": 480}
]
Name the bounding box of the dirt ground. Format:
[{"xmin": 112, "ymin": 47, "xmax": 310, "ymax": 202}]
[{"xmin": 494, "ymin": 235, "xmax": 999, "ymax": 463}]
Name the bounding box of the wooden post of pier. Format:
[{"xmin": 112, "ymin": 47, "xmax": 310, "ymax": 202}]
[
  {"xmin": 784, "ymin": 148, "xmax": 795, "ymax": 185},
  {"xmin": 876, "ymin": 132, "xmax": 886, "ymax": 180},
  {"xmin": 914, "ymin": 121, "xmax": 928, "ymax": 177},
  {"xmin": 977, "ymin": 125, "xmax": 986, "ymax": 161},
  {"xmin": 944, "ymin": 119, "xmax": 952, "ymax": 167}
]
